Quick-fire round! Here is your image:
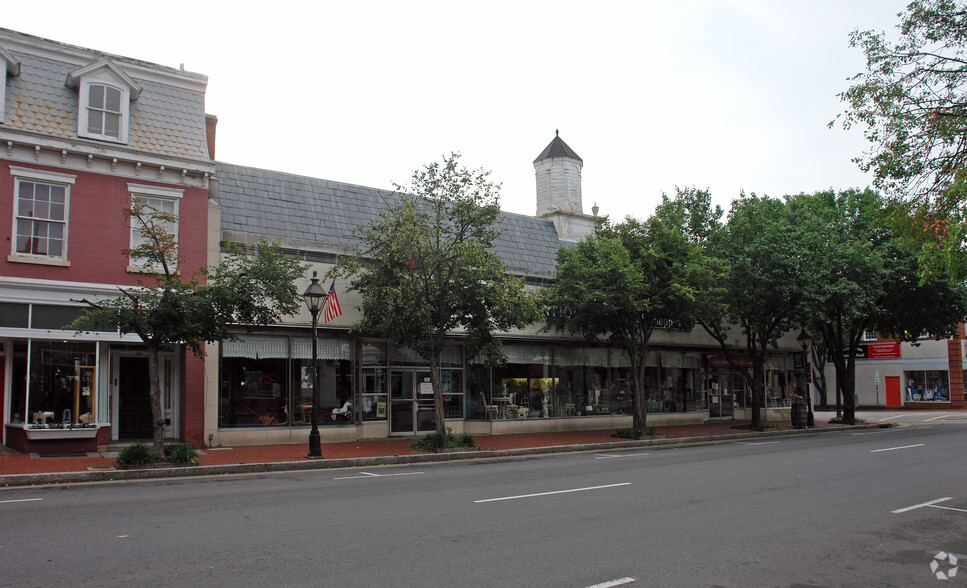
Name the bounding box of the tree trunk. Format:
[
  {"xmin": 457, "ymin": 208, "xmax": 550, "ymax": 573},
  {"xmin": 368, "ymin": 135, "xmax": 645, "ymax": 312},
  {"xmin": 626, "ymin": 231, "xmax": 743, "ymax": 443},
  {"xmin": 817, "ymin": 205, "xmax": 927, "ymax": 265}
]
[
  {"xmin": 630, "ymin": 346, "xmax": 648, "ymax": 433},
  {"xmin": 429, "ymin": 347, "xmax": 446, "ymax": 435},
  {"xmin": 147, "ymin": 346, "xmax": 165, "ymax": 459},
  {"xmin": 749, "ymin": 361, "xmax": 763, "ymax": 428}
]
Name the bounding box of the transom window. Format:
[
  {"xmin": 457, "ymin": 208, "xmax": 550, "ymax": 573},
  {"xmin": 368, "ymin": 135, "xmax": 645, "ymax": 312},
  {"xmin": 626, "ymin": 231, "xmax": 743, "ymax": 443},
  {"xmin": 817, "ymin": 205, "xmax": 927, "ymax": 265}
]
[
  {"xmin": 9, "ymin": 166, "xmax": 75, "ymax": 262},
  {"xmin": 87, "ymin": 84, "xmax": 122, "ymax": 139}
]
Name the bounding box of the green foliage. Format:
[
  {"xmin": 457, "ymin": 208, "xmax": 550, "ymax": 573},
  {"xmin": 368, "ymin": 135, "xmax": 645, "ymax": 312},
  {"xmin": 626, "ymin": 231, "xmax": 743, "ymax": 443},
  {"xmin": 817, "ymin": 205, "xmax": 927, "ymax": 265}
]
[
  {"xmin": 788, "ymin": 188, "xmax": 967, "ymax": 421},
  {"xmin": 693, "ymin": 192, "xmax": 802, "ymax": 427},
  {"xmin": 411, "ymin": 428, "xmax": 477, "ymax": 451},
  {"xmin": 116, "ymin": 442, "xmax": 154, "ymax": 466},
  {"xmin": 834, "ymin": 0, "xmax": 967, "ymax": 200},
  {"xmin": 544, "ymin": 187, "xmax": 724, "ymax": 432},
  {"xmin": 332, "ymin": 153, "xmax": 540, "ymax": 433},
  {"xmin": 164, "ymin": 443, "xmax": 199, "ymax": 465}
]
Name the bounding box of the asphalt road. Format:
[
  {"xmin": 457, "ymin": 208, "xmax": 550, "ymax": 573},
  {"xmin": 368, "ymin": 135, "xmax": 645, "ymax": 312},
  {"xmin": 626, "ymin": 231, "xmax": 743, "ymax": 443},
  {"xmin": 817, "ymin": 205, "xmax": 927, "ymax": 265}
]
[{"xmin": 1, "ymin": 413, "xmax": 965, "ymax": 587}]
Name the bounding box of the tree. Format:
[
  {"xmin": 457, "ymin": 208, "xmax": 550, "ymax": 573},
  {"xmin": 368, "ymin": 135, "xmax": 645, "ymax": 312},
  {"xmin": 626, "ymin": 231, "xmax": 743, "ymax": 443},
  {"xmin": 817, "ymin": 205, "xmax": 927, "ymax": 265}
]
[
  {"xmin": 331, "ymin": 153, "xmax": 540, "ymax": 434},
  {"xmin": 695, "ymin": 194, "xmax": 803, "ymax": 429},
  {"xmin": 834, "ymin": 0, "xmax": 967, "ymax": 201},
  {"xmin": 544, "ymin": 189, "xmax": 723, "ymax": 433},
  {"xmin": 73, "ymin": 199, "xmax": 306, "ymax": 457},
  {"xmin": 789, "ymin": 188, "xmax": 967, "ymax": 423}
]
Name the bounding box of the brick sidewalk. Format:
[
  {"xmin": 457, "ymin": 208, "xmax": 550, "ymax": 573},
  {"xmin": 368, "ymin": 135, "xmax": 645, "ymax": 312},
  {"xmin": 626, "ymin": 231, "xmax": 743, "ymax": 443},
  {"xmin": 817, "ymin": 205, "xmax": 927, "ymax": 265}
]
[{"xmin": 0, "ymin": 418, "xmax": 831, "ymax": 478}]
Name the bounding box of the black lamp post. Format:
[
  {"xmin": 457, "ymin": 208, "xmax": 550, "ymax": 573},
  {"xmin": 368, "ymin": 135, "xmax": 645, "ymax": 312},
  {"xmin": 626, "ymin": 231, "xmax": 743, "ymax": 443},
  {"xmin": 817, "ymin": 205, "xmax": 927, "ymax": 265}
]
[
  {"xmin": 303, "ymin": 271, "xmax": 328, "ymax": 458},
  {"xmin": 797, "ymin": 329, "xmax": 815, "ymax": 427}
]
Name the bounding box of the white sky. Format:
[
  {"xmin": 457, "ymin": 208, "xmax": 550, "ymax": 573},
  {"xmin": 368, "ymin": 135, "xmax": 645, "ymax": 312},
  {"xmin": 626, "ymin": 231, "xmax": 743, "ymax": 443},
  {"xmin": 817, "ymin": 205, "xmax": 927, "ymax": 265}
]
[{"xmin": 5, "ymin": 0, "xmax": 909, "ymax": 220}]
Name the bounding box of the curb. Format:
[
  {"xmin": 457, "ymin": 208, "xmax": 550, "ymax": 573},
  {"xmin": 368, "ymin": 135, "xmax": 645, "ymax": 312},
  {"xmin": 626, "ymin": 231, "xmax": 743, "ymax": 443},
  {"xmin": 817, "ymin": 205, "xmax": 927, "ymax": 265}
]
[{"xmin": 0, "ymin": 423, "xmax": 886, "ymax": 488}]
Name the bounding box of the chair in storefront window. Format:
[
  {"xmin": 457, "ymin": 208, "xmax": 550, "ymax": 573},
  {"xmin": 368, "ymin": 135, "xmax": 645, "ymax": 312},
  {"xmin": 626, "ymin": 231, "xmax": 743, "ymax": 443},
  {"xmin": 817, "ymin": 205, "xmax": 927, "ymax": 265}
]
[{"xmin": 480, "ymin": 393, "xmax": 499, "ymax": 420}]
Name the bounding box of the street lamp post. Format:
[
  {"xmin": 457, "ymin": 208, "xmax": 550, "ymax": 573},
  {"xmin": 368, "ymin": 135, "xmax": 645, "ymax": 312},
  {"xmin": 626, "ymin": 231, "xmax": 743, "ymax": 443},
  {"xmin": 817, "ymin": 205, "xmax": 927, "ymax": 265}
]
[
  {"xmin": 303, "ymin": 271, "xmax": 328, "ymax": 458},
  {"xmin": 798, "ymin": 329, "xmax": 815, "ymax": 427}
]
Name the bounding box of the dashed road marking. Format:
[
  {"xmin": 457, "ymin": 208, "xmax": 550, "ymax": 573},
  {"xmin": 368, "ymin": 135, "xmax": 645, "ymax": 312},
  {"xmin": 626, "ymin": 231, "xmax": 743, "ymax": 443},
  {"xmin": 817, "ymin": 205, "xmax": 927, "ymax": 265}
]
[
  {"xmin": 871, "ymin": 443, "xmax": 925, "ymax": 453},
  {"xmin": 595, "ymin": 453, "xmax": 649, "ymax": 459},
  {"xmin": 893, "ymin": 497, "xmax": 954, "ymax": 514},
  {"xmin": 0, "ymin": 498, "xmax": 43, "ymax": 504},
  {"xmin": 586, "ymin": 577, "xmax": 636, "ymax": 587},
  {"xmin": 475, "ymin": 482, "xmax": 631, "ymax": 503},
  {"xmin": 334, "ymin": 471, "xmax": 424, "ymax": 480}
]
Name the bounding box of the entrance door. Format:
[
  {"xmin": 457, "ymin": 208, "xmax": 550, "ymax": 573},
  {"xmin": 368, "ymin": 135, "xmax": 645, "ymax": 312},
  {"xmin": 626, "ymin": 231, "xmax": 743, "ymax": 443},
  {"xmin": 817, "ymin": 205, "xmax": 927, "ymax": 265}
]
[
  {"xmin": 117, "ymin": 356, "xmax": 152, "ymax": 439},
  {"xmin": 885, "ymin": 376, "xmax": 901, "ymax": 407},
  {"xmin": 390, "ymin": 370, "xmax": 437, "ymax": 435}
]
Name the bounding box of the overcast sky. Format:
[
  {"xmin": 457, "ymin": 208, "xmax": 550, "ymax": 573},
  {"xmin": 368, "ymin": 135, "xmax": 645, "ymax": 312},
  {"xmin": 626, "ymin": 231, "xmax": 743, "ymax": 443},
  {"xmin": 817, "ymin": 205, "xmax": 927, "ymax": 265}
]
[{"xmin": 6, "ymin": 1, "xmax": 910, "ymax": 220}]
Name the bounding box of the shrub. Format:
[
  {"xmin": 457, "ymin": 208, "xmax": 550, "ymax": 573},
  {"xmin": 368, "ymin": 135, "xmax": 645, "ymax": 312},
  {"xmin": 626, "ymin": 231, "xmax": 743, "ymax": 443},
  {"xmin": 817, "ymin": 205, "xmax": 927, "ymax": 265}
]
[
  {"xmin": 116, "ymin": 442, "xmax": 154, "ymax": 465},
  {"xmin": 613, "ymin": 427, "xmax": 657, "ymax": 439},
  {"xmin": 164, "ymin": 443, "xmax": 199, "ymax": 465},
  {"xmin": 411, "ymin": 427, "xmax": 477, "ymax": 451}
]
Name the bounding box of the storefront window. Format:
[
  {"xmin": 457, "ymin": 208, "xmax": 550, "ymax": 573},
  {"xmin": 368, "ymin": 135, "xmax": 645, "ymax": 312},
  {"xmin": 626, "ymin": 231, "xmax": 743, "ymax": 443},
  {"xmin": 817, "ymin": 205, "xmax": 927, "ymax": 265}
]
[
  {"xmin": 360, "ymin": 368, "xmax": 387, "ymax": 421},
  {"xmin": 26, "ymin": 341, "xmax": 96, "ymax": 425},
  {"xmin": 219, "ymin": 335, "xmax": 353, "ymax": 427},
  {"xmin": 905, "ymin": 370, "xmax": 949, "ymax": 401},
  {"xmin": 9, "ymin": 342, "xmax": 27, "ymax": 423}
]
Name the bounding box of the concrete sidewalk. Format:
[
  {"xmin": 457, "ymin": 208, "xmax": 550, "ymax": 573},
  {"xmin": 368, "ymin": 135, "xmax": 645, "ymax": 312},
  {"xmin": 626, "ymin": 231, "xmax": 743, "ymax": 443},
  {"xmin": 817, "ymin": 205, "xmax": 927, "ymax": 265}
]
[{"xmin": 0, "ymin": 417, "xmax": 875, "ymax": 487}]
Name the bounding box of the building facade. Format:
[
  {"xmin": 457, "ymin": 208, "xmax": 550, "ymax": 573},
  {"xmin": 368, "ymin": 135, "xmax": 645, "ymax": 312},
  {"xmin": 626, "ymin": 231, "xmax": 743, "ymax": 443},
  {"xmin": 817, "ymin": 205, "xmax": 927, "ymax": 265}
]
[
  {"xmin": 0, "ymin": 29, "xmax": 214, "ymax": 452},
  {"xmin": 205, "ymin": 135, "xmax": 808, "ymax": 447},
  {"xmin": 824, "ymin": 327, "xmax": 966, "ymax": 409}
]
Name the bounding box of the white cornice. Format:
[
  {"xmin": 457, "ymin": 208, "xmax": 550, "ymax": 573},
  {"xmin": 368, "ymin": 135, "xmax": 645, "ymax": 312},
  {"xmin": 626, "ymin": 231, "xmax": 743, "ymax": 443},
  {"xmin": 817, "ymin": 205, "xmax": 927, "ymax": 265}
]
[
  {"xmin": 0, "ymin": 275, "xmax": 144, "ymax": 304},
  {"xmin": 1, "ymin": 129, "xmax": 215, "ymax": 188}
]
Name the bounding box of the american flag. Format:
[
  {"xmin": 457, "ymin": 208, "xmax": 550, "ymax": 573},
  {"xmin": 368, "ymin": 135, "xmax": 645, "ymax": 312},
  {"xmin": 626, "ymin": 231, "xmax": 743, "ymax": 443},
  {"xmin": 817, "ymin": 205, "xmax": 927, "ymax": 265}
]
[{"xmin": 323, "ymin": 279, "xmax": 342, "ymax": 323}]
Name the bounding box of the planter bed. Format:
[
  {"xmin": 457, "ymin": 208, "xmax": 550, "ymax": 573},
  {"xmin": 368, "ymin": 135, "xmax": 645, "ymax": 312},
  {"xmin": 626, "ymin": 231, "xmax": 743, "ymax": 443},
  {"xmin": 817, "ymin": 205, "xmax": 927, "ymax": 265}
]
[{"xmin": 4, "ymin": 424, "xmax": 111, "ymax": 454}]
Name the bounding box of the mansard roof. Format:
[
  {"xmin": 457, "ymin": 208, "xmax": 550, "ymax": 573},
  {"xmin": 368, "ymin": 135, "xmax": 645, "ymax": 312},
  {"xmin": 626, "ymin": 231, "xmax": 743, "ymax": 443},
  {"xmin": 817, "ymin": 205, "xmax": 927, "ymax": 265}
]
[
  {"xmin": 215, "ymin": 162, "xmax": 567, "ymax": 279},
  {"xmin": 534, "ymin": 130, "xmax": 582, "ymax": 163},
  {"xmin": 0, "ymin": 28, "xmax": 210, "ymax": 162}
]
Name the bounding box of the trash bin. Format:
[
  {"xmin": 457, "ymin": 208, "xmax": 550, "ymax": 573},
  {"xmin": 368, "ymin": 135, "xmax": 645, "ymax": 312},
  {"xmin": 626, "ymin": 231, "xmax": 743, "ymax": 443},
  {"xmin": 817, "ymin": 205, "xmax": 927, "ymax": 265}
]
[{"xmin": 790, "ymin": 395, "xmax": 808, "ymax": 429}]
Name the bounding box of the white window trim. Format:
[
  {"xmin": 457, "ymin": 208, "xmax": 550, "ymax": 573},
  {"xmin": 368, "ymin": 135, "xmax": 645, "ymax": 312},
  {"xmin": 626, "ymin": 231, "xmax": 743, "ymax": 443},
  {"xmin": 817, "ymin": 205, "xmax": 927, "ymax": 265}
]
[
  {"xmin": 126, "ymin": 183, "xmax": 183, "ymax": 274},
  {"xmin": 8, "ymin": 166, "xmax": 75, "ymax": 265},
  {"xmin": 0, "ymin": 46, "xmax": 21, "ymax": 125},
  {"xmin": 862, "ymin": 330, "xmax": 878, "ymax": 342}
]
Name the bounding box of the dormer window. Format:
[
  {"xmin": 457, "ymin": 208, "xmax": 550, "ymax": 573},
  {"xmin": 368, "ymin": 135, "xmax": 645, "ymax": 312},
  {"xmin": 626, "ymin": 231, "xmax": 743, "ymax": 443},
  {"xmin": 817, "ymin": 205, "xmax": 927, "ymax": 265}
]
[{"xmin": 66, "ymin": 59, "xmax": 142, "ymax": 144}]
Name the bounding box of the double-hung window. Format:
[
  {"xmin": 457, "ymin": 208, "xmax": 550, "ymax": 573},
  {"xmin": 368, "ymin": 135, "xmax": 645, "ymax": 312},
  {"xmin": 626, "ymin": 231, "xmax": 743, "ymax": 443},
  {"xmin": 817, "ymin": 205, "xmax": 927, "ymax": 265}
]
[
  {"xmin": 127, "ymin": 183, "xmax": 182, "ymax": 273},
  {"xmin": 86, "ymin": 83, "xmax": 123, "ymax": 139},
  {"xmin": 9, "ymin": 166, "xmax": 75, "ymax": 264}
]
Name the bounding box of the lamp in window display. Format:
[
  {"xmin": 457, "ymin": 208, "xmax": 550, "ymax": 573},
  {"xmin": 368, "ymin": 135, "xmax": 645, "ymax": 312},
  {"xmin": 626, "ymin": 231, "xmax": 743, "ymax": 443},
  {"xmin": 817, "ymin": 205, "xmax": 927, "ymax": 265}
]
[{"xmin": 303, "ymin": 272, "xmax": 328, "ymax": 458}]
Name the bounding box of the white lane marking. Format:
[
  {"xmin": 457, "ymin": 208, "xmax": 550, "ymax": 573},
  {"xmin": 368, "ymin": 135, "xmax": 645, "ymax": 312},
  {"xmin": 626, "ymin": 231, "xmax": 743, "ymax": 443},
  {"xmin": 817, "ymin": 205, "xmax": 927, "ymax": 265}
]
[
  {"xmin": 740, "ymin": 441, "xmax": 781, "ymax": 446},
  {"xmin": 870, "ymin": 443, "xmax": 925, "ymax": 453},
  {"xmin": 595, "ymin": 453, "xmax": 649, "ymax": 459},
  {"xmin": 878, "ymin": 415, "xmax": 904, "ymax": 422},
  {"xmin": 0, "ymin": 498, "xmax": 43, "ymax": 504},
  {"xmin": 117, "ymin": 535, "xmax": 128, "ymax": 538},
  {"xmin": 893, "ymin": 497, "xmax": 953, "ymax": 514},
  {"xmin": 334, "ymin": 471, "xmax": 424, "ymax": 480},
  {"xmin": 475, "ymin": 483, "xmax": 631, "ymax": 503},
  {"xmin": 925, "ymin": 414, "xmax": 953, "ymax": 422},
  {"xmin": 586, "ymin": 577, "xmax": 636, "ymax": 588}
]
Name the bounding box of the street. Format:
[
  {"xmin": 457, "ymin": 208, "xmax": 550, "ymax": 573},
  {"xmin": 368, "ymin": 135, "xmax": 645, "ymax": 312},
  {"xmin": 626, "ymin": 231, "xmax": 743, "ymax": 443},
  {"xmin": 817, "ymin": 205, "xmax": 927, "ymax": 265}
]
[{"xmin": 1, "ymin": 412, "xmax": 965, "ymax": 587}]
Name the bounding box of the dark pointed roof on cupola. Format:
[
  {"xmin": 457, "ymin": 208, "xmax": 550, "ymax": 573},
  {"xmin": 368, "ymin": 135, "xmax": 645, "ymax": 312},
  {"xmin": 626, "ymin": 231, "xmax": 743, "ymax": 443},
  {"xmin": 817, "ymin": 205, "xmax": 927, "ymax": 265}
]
[{"xmin": 534, "ymin": 129, "xmax": 582, "ymax": 163}]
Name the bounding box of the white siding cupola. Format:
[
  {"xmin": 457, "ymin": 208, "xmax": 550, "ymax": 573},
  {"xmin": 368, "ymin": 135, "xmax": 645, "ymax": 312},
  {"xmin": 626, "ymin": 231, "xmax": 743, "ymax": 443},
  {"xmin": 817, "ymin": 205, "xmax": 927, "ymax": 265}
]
[
  {"xmin": 533, "ymin": 131, "xmax": 595, "ymax": 242},
  {"xmin": 66, "ymin": 59, "xmax": 142, "ymax": 144},
  {"xmin": 0, "ymin": 45, "xmax": 21, "ymax": 124},
  {"xmin": 534, "ymin": 129, "xmax": 584, "ymax": 216}
]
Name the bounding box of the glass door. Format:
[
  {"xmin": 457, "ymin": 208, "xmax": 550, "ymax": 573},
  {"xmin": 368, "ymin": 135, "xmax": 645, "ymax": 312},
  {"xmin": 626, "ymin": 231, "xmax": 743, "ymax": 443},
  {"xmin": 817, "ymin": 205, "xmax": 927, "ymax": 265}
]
[
  {"xmin": 415, "ymin": 371, "xmax": 436, "ymax": 433},
  {"xmin": 390, "ymin": 370, "xmax": 438, "ymax": 434},
  {"xmin": 390, "ymin": 370, "xmax": 414, "ymax": 434}
]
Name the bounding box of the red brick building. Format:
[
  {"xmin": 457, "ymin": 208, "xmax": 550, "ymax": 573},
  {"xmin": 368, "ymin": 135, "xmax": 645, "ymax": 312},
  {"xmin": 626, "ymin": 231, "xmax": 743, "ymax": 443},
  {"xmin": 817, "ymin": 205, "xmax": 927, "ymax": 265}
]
[{"xmin": 0, "ymin": 28, "xmax": 214, "ymax": 451}]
